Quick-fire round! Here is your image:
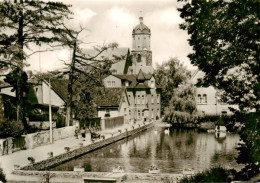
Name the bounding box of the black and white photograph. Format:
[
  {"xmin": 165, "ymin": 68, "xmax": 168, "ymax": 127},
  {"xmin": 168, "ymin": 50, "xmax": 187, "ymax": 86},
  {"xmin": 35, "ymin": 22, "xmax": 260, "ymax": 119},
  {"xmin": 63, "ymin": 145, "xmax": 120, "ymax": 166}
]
[{"xmin": 0, "ymin": 0, "xmax": 259, "ymax": 182}]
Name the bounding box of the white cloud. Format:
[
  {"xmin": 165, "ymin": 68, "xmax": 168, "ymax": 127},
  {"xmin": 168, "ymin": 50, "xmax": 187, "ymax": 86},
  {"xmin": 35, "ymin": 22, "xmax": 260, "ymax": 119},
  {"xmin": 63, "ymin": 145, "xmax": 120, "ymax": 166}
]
[
  {"xmin": 108, "ymin": 7, "xmax": 136, "ymax": 27},
  {"xmin": 147, "ymin": 7, "xmax": 183, "ymax": 27},
  {"xmin": 70, "ymin": 8, "xmax": 97, "ymax": 26}
]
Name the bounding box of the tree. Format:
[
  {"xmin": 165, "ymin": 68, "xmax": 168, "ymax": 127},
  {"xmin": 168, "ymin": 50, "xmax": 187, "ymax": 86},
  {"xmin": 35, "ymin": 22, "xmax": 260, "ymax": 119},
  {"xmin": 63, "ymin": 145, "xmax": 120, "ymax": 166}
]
[
  {"xmin": 178, "ymin": 0, "xmax": 260, "ymax": 178},
  {"xmin": 154, "ymin": 58, "xmax": 197, "ymax": 123},
  {"xmin": 57, "ymin": 24, "xmax": 119, "ymax": 126},
  {"xmin": 178, "ymin": 0, "xmax": 259, "ymax": 112},
  {"xmin": 0, "ymin": 0, "xmax": 71, "ymax": 127}
]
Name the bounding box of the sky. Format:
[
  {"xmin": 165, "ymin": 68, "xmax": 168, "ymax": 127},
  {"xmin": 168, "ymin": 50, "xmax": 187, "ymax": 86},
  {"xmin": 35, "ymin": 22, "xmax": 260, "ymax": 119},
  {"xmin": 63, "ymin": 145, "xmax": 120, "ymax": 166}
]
[{"xmin": 28, "ymin": 0, "xmax": 195, "ymax": 73}]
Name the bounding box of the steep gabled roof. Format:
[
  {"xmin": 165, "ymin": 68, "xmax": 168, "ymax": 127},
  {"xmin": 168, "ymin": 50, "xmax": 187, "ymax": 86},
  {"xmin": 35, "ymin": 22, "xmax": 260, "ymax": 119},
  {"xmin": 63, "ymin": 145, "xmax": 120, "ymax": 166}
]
[
  {"xmin": 136, "ymin": 69, "xmax": 146, "ymax": 82},
  {"xmin": 113, "ymin": 74, "xmax": 136, "ymax": 82},
  {"xmin": 93, "ymin": 87, "xmax": 125, "ymax": 107},
  {"xmin": 43, "ymin": 79, "xmax": 69, "ymax": 103}
]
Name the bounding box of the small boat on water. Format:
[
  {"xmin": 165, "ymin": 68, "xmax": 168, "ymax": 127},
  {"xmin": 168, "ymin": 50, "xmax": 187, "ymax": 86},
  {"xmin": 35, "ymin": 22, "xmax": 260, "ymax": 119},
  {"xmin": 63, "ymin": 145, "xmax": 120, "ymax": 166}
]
[
  {"xmin": 183, "ymin": 168, "xmax": 194, "ymax": 175},
  {"xmin": 215, "ymin": 117, "xmax": 227, "ymax": 133}
]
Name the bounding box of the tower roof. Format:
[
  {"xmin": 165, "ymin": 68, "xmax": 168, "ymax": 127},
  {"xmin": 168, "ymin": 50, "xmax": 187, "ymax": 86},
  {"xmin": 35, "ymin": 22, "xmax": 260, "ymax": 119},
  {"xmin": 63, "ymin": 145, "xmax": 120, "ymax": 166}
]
[
  {"xmin": 132, "ymin": 17, "xmax": 151, "ymax": 35},
  {"xmin": 136, "ymin": 69, "xmax": 146, "ymax": 82}
]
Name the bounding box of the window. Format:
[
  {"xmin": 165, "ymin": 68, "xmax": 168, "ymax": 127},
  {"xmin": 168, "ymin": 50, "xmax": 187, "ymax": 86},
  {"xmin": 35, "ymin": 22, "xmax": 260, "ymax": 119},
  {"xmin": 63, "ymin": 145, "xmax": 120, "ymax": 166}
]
[
  {"xmin": 138, "ymin": 110, "xmax": 141, "ymax": 118},
  {"xmin": 142, "ymin": 111, "xmax": 144, "ymax": 117},
  {"xmin": 137, "ymin": 54, "xmax": 141, "ymax": 62},
  {"xmin": 157, "ymin": 94, "xmax": 160, "ymax": 104},
  {"xmin": 151, "ymin": 94, "xmax": 154, "ymax": 104},
  {"xmin": 112, "ymin": 81, "xmax": 115, "ymax": 87},
  {"xmin": 197, "ymin": 94, "xmax": 201, "ymax": 103},
  {"xmin": 142, "ymin": 95, "xmax": 145, "ymax": 104},
  {"xmin": 203, "ymin": 94, "xmax": 207, "ymax": 103},
  {"xmin": 221, "ymin": 111, "xmax": 227, "ymax": 115},
  {"xmin": 157, "ymin": 108, "xmax": 160, "ymax": 118},
  {"xmin": 129, "ymin": 110, "xmax": 131, "ymax": 116},
  {"xmin": 137, "ymin": 95, "xmax": 140, "ymax": 104},
  {"xmin": 105, "ymin": 109, "xmax": 110, "ymax": 117},
  {"xmin": 107, "ymin": 81, "xmax": 111, "ymax": 87},
  {"xmin": 197, "ymin": 94, "xmax": 204, "ymax": 104},
  {"xmin": 151, "ymin": 109, "xmax": 154, "ymax": 118}
]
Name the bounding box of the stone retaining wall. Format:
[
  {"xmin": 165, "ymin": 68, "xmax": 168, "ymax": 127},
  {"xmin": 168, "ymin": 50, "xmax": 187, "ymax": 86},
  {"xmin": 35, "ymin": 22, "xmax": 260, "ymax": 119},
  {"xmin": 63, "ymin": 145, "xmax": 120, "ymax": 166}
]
[
  {"xmin": 12, "ymin": 170, "xmax": 183, "ymax": 182},
  {"xmin": 24, "ymin": 125, "xmax": 77, "ymax": 149},
  {"xmin": 19, "ymin": 123, "xmax": 153, "ymax": 171}
]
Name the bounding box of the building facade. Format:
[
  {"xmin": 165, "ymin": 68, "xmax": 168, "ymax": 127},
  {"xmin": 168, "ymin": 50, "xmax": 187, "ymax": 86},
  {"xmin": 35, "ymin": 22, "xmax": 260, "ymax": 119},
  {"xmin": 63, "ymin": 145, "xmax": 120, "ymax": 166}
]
[
  {"xmin": 100, "ymin": 16, "xmax": 161, "ymax": 123},
  {"xmin": 191, "ymin": 70, "xmax": 238, "ymax": 115}
]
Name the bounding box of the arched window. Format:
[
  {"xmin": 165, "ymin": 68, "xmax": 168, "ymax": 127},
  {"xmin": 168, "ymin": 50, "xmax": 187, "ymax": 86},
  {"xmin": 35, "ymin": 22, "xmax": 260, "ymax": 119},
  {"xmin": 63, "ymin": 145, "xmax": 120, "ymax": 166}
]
[
  {"xmin": 203, "ymin": 94, "xmax": 207, "ymax": 103},
  {"xmin": 197, "ymin": 94, "xmax": 201, "ymax": 103},
  {"xmin": 137, "ymin": 54, "xmax": 141, "ymax": 62}
]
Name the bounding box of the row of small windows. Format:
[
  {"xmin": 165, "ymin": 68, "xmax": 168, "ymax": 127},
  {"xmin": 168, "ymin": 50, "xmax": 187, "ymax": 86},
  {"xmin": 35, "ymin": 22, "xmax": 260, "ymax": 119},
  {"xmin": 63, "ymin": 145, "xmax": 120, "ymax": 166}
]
[
  {"xmin": 107, "ymin": 81, "xmax": 115, "ymax": 87},
  {"xmin": 197, "ymin": 94, "xmax": 207, "ymax": 104},
  {"xmin": 128, "ymin": 94, "xmax": 160, "ymax": 104},
  {"xmin": 129, "ymin": 108, "xmax": 160, "ymax": 119}
]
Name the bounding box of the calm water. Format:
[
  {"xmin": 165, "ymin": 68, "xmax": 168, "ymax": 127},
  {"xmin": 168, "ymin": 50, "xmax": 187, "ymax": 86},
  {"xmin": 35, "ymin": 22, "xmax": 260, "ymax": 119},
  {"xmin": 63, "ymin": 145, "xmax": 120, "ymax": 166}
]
[{"xmin": 50, "ymin": 127, "xmax": 243, "ymax": 173}]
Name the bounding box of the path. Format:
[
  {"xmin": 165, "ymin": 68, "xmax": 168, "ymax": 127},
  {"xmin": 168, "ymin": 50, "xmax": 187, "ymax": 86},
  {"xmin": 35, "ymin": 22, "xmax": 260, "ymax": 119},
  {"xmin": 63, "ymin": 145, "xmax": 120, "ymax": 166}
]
[{"xmin": 0, "ymin": 120, "xmax": 153, "ymax": 182}]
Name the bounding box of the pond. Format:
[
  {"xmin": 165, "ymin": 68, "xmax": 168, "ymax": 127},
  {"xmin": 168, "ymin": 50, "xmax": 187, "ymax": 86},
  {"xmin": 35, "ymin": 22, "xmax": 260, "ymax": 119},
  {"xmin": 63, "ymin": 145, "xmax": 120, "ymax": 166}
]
[{"xmin": 50, "ymin": 127, "xmax": 243, "ymax": 173}]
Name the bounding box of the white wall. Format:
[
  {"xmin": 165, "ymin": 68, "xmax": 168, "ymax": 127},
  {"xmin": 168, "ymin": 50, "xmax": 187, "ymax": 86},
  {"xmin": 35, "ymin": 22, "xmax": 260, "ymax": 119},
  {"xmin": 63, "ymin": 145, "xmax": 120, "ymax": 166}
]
[
  {"xmin": 42, "ymin": 82, "xmax": 65, "ymax": 107},
  {"xmin": 0, "ymin": 87, "xmax": 15, "ymax": 97},
  {"xmin": 103, "ymin": 75, "xmax": 122, "ymax": 88}
]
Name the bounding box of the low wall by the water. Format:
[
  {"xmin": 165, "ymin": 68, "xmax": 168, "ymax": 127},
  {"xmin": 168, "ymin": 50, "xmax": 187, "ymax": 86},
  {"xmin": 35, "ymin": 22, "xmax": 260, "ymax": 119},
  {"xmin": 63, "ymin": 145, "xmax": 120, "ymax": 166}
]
[
  {"xmin": 18, "ymin": 123, "xmax": 153, "ymax": 171},
  {"xmin": 0, "ymin": 125, "xmax": 78, "ymax": 156},
  {"xmin": 12, "ymin": 170, "xmax": 184, "ymax": 182},
  {"xmin": 24, "ymin": 125, "xmax": 77, "ymax": 149}
]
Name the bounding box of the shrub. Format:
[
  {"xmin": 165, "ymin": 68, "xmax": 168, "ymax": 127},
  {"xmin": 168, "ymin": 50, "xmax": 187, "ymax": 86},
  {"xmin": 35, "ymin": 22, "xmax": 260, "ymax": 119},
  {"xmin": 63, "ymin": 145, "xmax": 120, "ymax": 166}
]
[
  {"xmin": 0, "ymin": 120, "xmax": 24, "ymax": 138},
  {"xmin": 181, "ymin": 167, "xmax": 235, "ymax": 183},
  {"xmin": 56, "ymin": 113, "xmax": 66, "ymax": 128},
  {"xmin": 0, "ymin": 168, "xmax": 6, "ymax": 183}
]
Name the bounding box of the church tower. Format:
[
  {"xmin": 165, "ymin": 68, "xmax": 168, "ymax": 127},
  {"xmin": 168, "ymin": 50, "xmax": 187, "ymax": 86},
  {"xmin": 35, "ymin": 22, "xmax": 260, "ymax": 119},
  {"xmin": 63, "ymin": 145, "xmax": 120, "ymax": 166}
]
[{"xmin": 128, "ymin": 16, "xmax": 154, "ymax": 74}]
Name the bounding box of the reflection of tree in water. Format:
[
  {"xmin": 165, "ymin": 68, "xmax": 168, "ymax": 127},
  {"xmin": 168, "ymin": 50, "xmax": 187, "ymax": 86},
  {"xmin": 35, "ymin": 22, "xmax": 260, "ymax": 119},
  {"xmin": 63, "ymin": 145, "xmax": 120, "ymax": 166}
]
[
  {"xmin": 175, "ymin": 140, "xmax": 182, "ymax": 148},
  {"xmin": 211, "ymin": 152, "xmax": 237, "ymax": 166},
  {"xmin": 49, "ymin": 127, "xmax": 241, "ymax": 173},
  {"xmin": 186, "ymin": 133, "xmax": 194, "ymax": 145}
]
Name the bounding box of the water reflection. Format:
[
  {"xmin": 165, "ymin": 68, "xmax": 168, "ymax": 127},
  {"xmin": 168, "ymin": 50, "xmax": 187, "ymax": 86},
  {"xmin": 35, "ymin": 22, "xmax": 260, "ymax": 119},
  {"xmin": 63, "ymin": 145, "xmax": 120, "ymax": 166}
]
[{"xmin": 50, "ymin": 127, "xmax": 243, "ymax": 173}]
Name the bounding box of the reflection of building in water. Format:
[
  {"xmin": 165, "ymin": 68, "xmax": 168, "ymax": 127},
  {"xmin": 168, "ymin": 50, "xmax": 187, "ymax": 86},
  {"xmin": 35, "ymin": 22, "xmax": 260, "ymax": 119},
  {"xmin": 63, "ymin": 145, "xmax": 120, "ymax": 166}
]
[{"xmin": 215, "ymin": 131, "xmax": 227, "ymax": 139}]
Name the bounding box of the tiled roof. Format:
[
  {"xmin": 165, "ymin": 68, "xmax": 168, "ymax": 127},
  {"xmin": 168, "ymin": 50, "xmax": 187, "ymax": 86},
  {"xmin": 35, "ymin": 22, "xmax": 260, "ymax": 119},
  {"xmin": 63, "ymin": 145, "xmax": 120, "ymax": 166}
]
[
  {"xmin": 110, "ymin": 60, "xmax": 126, "ymax": 74},
  {"xmin": 136, "ymin": 69, "xmax": 146, "ymax": 81},
  {"xmin": 48, "ymin": 79, "xmax": 69, "ymax": 102},
  {"xmin": 132, "ymin": 18, "xmax": 151, "ymax": 35},
  {"xmin": 93, "ymin": 87, "xmax": 125, "ymax": 107},
  {"xmin": 113, "ymin": 74, "xmax": 136, "ymax": 82}
]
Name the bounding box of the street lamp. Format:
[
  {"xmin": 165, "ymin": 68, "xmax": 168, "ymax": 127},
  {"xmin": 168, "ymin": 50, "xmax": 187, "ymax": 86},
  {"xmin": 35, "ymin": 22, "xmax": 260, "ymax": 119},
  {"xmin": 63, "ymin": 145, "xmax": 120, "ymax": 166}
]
[
  {"xmin": 47, "ymin": 73, "xmax": 62, "ymax": 144},
  {"xmin": 48, "ymin": 78, "xmax": 53, "ymax": 144}
]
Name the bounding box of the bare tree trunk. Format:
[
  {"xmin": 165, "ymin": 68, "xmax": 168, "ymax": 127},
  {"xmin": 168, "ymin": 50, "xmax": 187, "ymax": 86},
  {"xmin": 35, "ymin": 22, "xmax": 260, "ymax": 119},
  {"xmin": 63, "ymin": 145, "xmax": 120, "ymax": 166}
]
[
  {"xmin": 17, "ymin": 0, "xmax": 25, "ymax": 127},
  {"xmin": 66, "ymin": 41, "xmax": 77, "ymax": 126}
]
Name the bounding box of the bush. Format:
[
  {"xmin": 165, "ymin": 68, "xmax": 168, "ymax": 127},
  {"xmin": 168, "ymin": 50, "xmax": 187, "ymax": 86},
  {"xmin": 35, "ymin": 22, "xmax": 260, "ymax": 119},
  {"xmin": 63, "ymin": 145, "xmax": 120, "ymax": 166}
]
[
  {"xmin": 29, "ymin": 114, "xmax": 49, "ymax": 121},
  {"xmin": 0, "ymin": 168, "xmax": 6, "ymax": 183},
  {"xmin": 181, "ymin": 167, "xmax": 236, "ymax": 183},
  {"xmin": 56, "ymin": 113, "xmax": 66, "ymax": 128},
  {"xmin": 0, "ymin": 120, "xmax": 24, "ymax": 138}
]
